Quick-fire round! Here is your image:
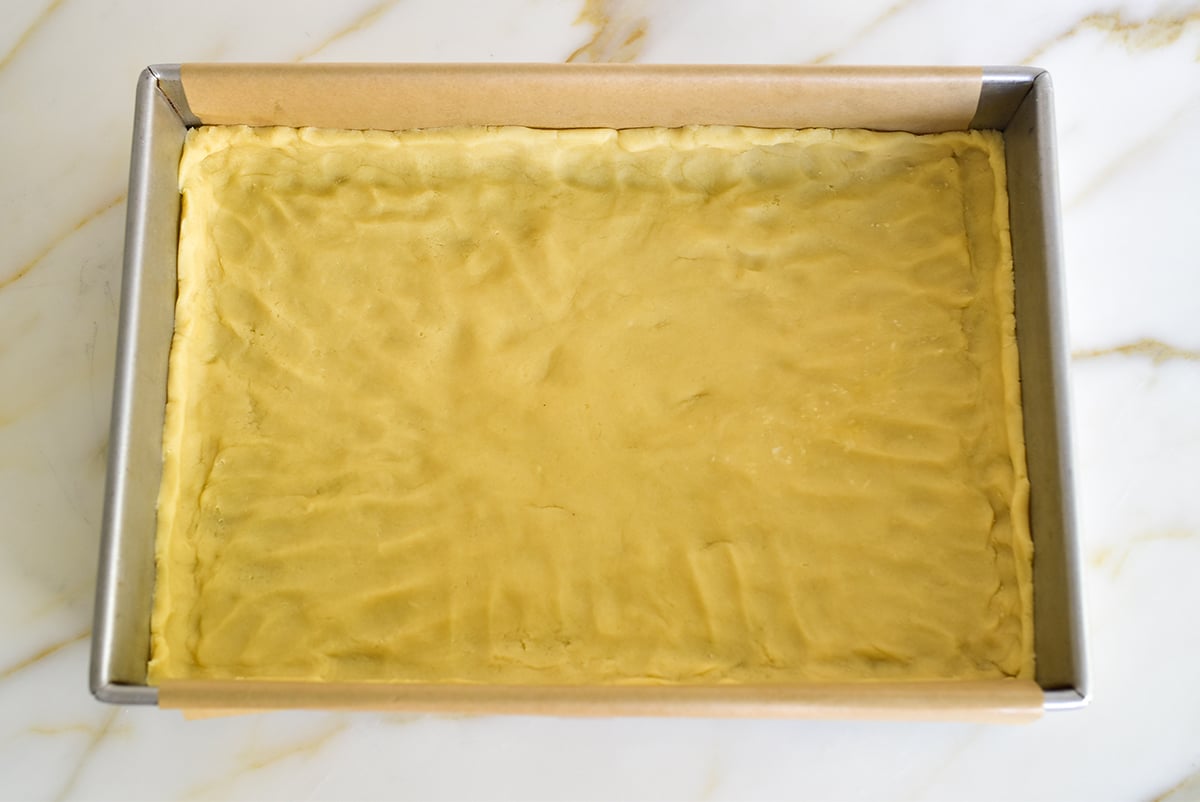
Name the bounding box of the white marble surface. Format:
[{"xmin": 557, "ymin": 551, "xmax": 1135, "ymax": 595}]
[{"xmin": 2, "ymin": 1, "xmax": 1199, "ymax": 799}]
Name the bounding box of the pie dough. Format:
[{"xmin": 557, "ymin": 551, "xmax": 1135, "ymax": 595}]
[{"xmin": 149, "ymin": 124, "xmax": 1033, "ymax": 684}]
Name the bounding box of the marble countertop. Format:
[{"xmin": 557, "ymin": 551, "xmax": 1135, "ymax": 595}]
[{"xmin": 2, "ymin": 1, "xmax": 1198, "ymax": 799}]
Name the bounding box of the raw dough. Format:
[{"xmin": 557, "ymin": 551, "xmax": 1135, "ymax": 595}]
[{"xmin": 149, "ymin": 124, "xmax": 1033, "ymax": 684}]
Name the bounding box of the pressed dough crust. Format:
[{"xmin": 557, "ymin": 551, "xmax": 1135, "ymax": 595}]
[{"xmin": 149, "ymin": 125, "xmax": 1034, "ymax": 684}]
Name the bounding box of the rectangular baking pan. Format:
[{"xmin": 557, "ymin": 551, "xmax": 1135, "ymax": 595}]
[{"xmin": 90, "ymin": 64, "xmax": 1088, "ymax": 714}]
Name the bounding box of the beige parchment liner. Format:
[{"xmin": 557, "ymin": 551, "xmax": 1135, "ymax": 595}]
[
  {"xmin": 179, "ymin": 63, "xmax": 983, "ymax": 133},
  {"xmin": 159, "ymin": 679, "xmax": 1042, "ymax": 722},
  {"xmin": 160, "ymin": 65, "xmax": 1039, "ymax": 719}
]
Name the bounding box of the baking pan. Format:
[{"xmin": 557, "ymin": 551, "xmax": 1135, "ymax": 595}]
[{"xmin": 90, "ymin": 64, "xmax": 1087, "ymax": 715}]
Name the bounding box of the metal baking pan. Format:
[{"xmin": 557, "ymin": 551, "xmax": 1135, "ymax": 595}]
[{"xmin": 90, "ymin": 64, "xmax": 1088, "ymax": 712}]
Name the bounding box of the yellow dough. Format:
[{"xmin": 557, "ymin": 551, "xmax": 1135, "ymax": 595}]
[{"xmin": 149, "ymin": 124, "xmax": 1033, "ymax": 684}]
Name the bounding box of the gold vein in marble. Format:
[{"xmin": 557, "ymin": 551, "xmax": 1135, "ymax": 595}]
[
  {"xmin": 243, "ymin": 721, "xmax": 350, "ymax": 770},
  {"xmin": 1092, "ymin": 530, "xmax": 1197, "ymax": 579},
  {"xmin": 0, "ymin": 0, "xmax": 66, "ymax": 73},
  {"xmin": 1152, "ymin": 764, "xmax": 1200, "ymax": 802},
  {"xmin": 26, "ymin": 579, "xmax": 92, "ymax": 621},
  {"xmin": 1090, "ymin": 545, "xmax": 1130, "ymax": 578},
  {"xmin": 0, "ymin": 629, "xmax": 89, "ymax": 682},
  {"xmin": 567, "ymin": 0, "xmax": 648, "ymax": 63},
  {"xmin": 1066, "ymin": 95, "xmax": 1200, "ymax": 208},
  {"xmin": 901, "ymin": 727, "xmax": 986, "ymax": 799},
  {"xmin": 53, "ymin": 709, "xmax": 118, "ymax": 802},
  {"xmin": 1022, "ymin": 9, "xmax": 1200, "ymax": 64},
  {"xmin": 27, "ymin": 724, "xmax": 105, "ymax": 737},
  {"xmin": 293, "ymin": 0, "xmax": 403, "ymax": 62},
  {"xmin": 181, "ymin": 722, "xmax": 350, "ymax": 797},
  {"xmin": 810, "ymin": 0, "xmax": 921, "ymax": 65},
  {"xmin": 1073, "ymin": 338, "xmax": 1200, "ymax": 364},
  {"xmin": 0, "ymin": 193, "xmax": 125, "ymax": 290}
]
